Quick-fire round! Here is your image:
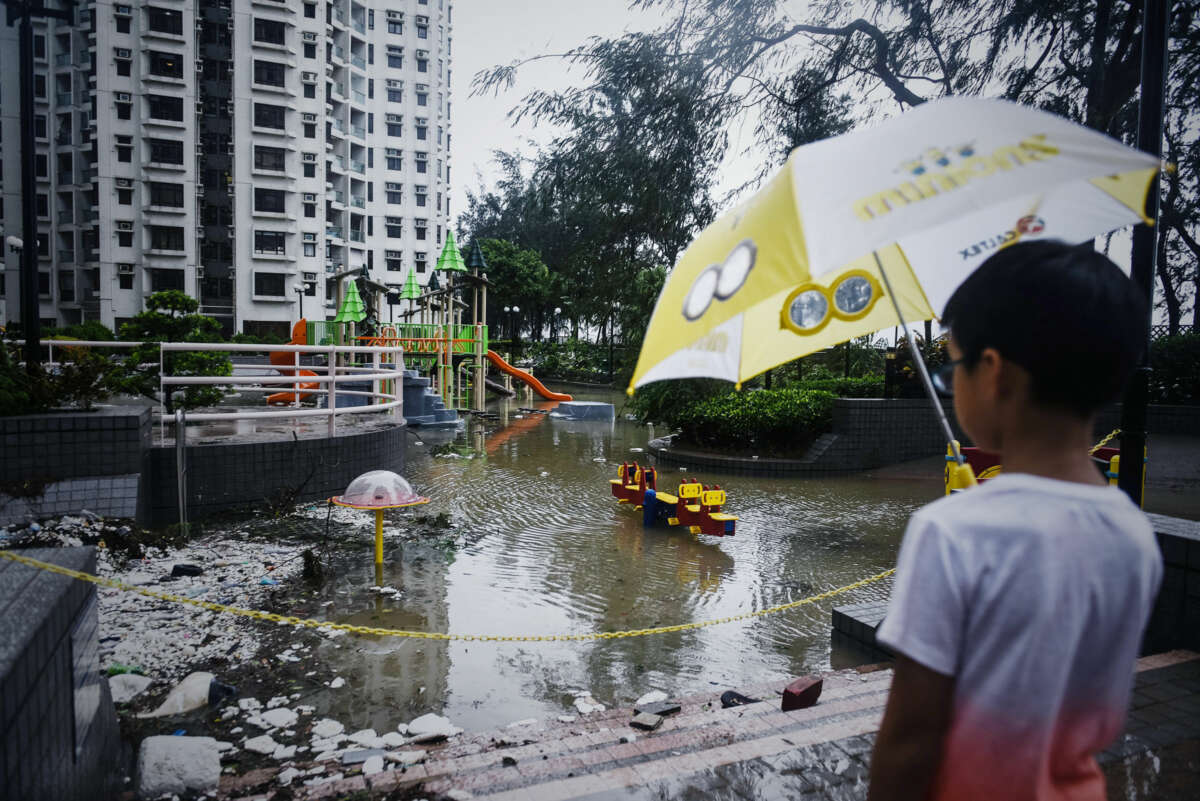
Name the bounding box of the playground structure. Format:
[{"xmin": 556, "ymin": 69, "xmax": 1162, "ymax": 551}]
[
  {"xmin": 274, "ymin": 232, "xmax": 572, "ymax": 414},
  {"xmin": 266, "ymin": 319, "xmax": 319, "ymax": 405},
  {"xmin": 944, "ymin": 439, "xmax": 1145, "ymax": 504},
  {"xmin": 610, "ymin": 463, "xmax": 738, "ymax": 536}
]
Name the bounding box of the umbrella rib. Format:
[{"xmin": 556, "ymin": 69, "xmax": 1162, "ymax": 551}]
[{"xmin": 872, "ymin": 250, "xmax": 964, "ymax": 466}]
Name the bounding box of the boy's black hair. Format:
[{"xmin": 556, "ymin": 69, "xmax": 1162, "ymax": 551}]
[{"xmin": 941, "ymin": 239, "xmax": 1147, "ymax": 418}]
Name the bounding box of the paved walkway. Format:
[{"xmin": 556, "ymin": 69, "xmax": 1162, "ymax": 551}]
[{"xmin": 222, "ymin": 650, "xmax": 1199, "ymax": 800}]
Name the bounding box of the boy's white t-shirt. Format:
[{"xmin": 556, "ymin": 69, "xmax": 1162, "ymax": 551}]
[{"xmin": 876, "ymin": 473, "xmax": 1161, "ymax": 801}]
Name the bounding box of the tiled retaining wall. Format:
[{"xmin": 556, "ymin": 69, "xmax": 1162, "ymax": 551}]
[
  {"xmin": 1144, "ymin": 514, "xmax": 1200, "ymax": 654},
  {"xmin": 146, "ymin": 423, "xmax": 407, "ymax": 527},
  {"xmin": 1096, "ymin": 404, "xmax": 1200, "ymax": 437},
  {"xmin": 0, "ymin": 407, "xmax": 150, "ymax": 483},
  {"xmin": 0, "ymin": 547, "xmax": 119, "ymax": 801}
]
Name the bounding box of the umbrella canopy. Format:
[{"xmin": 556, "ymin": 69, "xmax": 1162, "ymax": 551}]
[
  {"xmin": 400, "ymin": 269, "xmax": 422, "ymax": 300},
  {"xmin": 435, "ymin": 229, "xmax": 468, "ymax": 273},
  {"xmin": 333, "ymin": 278, "xmax": 367, "ymax": 323},
  {"xmin": 629, "ymin": 97, "xmax": 1161, "ymax": 391}
]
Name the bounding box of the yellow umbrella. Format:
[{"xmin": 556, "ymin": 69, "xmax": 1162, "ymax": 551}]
[{"xmin": 628, "ymin": 97, "xmax": 1162, "ymax": 473}]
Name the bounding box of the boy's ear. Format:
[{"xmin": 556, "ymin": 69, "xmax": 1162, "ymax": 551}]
[{"xmin": 984, "ymin": 347, "xmax": 1027, "ymax": 401}]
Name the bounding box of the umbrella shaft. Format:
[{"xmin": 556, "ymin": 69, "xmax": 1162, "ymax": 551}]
[{"xmin": 872, "ymin": 251, "xmax": 964, "ymax": 465}]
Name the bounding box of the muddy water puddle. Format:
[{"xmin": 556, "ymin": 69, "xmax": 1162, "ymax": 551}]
[{"xmin": 296, "ymin": 389, "xmax": 940, "ymax": 733}]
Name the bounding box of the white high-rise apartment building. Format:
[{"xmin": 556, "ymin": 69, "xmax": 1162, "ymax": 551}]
[{"xmin": 0, "ymin": 0, "xmax": 452, "ymax": 338}]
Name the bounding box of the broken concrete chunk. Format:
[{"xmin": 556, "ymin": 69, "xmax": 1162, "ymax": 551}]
[
  {"xmin": 278, "ymin": 767, "xmax": 302, "ymax": 786},
  {"xmin": 780, "ymin": 676, "xmax": 823, "ymax": 712},
  {"xmin": 406, "ymin": 712, "xmax": 462, "ymax": 739},
  {"xmin": 362, "ymin": 755, "xmax": 385, "ymax": 776},
  {"xmin": 341, "ymin": 748, "xmax": 387, "ymax": 766},
  {"xmin": 380, "ymin": 731, "xmax": 407, "ymax": 748},
  {"xmin": 272, "ymin": 744, "xmax": 297, "ymax": 760},
  {"xmin": 385, "ymin": 750, "xmax": 427, "ymax": 766},
  {"xmin": 635, "ymin": 700, "xmax": 681, "ymax": 717},
  {"xmin": 630, "ymin": 712, "xmax": 663, "ymax": 731},
  {"xmin": 137, "ymin": 736, "xmax": 221, "ymax": 799}
]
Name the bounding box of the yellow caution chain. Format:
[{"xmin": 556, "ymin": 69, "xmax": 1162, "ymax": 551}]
[
  {"xmin": 1089, "ymin": 428, "xmax": 1121, "ymax": 455},
  {"xmin": 0, "ymin": 549, "xmax": 894, "ymax": 643}
]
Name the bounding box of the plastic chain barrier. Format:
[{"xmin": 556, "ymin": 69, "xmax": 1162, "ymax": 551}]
[
  {"xmin": 0, "ymin": 549, "xmax": 894, "ymax": 643},
  {"xmin": 1089, "ymin": 428, "xmax": 1121, "ymax": 455}
]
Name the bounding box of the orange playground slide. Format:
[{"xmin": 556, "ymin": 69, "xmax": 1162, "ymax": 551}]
[
  {"xmin": 267, "ymin": 319, "xmax": 320, "ymax": 405},
  {"xmin": 485, "ymin": 350, "xmax": 573, "ymax": 401}
]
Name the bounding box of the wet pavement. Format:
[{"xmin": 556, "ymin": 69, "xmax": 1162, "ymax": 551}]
[{"xmin": 220, "ymin": 650, "xmax": 1200, "ymax": 800}]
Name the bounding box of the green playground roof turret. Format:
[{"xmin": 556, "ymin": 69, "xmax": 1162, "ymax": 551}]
[
  {"xmin": 466, "ymin": 239, "xmax": 489, "ymax": 272},
  {"xmin": 333, "ymin": 278, "xmax": 367, "ymax": 323},
  {"xmin": 400, "ymin": 269, "xmax": 422, "ymax": 300},
  {"xmin": 435, "ymin": 230, "xmax": 467, "ymax": 273}
]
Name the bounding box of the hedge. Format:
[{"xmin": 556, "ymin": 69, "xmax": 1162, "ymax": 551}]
[
  {"xmin": 1149, "ymin": 332, "xmax": 1200, "ymax": 405},
  {"xmin": 673, "ymin": 388, "xmax": 836, "ymax": 455}
]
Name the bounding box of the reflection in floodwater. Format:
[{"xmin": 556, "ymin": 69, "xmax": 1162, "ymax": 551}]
[{"xmin": 310, "ymin": 388, "xmax": 940, "ymax": 733}]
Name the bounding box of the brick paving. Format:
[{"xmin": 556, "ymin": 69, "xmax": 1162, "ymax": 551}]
[{"xmin": 220, "ymin": 650, "xmax": 1200, "ymax": 800}]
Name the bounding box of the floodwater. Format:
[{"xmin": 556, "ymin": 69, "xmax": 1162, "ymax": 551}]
[{"xmin": 310, "ymin": 388, "xmax": 941, "ymax": 734}]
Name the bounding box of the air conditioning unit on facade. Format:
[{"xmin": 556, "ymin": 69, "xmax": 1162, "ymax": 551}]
[
  {"xmin": 302, "ymin": 152, "xmax": 316, "ymax": 162},
  {"xmin": 115, "ymin": 178, "xmax": 132, "ymax": 188},
  {"xmin": 302, "ymin": 72, "xmax": 317, "ymax": 82},
  {"xmin": 303, "ymin": 271, "xmax": 317, "ymax": 281},
  {"xmin": 196, "ymin": 60, "xmax": 204, "ymax": 72},
  {"xmin": 115, "ymin": 48, "xmax": 131, "ymax": 59},
  {"xmin": 302, "ymin": 32, "xmax": 317, "ymax": 41},
  {"xmin": 385, "ymin": 249, "xmax": 401, "ymax": 258},
  {"xmin": 302, "ymin": 112, "xmax": 316, "ymax": 122},
  {"xmin": 302, "ymin": 232, "xmax": 316, "ymax": 241},
  {"xmin": 118, "ymin": 263, "xmax": 134, "ymax": 274},
  {"xmin": 115, "ymin": 92, "xmax": 131, "ymax": 102},
  {"xmin": 116, "ymin": 221, "xmax": 133, "ymax": 231},
  {"xmin": 386, "ymin": 10, "xmax": 402, "ymax": 19},
  {"xmin": 416, "ymin": 15, "xmax": 428, "ymax": 25},
  {"xmin": 385, "ymin": 113, "xmax": 401, "ymax": 123},
  {"xmin": 385, "ymin": 181, "xmax": 401, "ymax": 190},
  {"xmin": 303, "ymin": 193, "xmax": 316, "ymax": 202}
]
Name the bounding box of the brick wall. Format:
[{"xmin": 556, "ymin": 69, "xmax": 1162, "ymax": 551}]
[
  {"xmin": 146, "ymin": 423, "xmax": 407, "ymax": 527},
  {"xmin": 0, "ymin": 547, "xmax": 120, "ymax": 801}
]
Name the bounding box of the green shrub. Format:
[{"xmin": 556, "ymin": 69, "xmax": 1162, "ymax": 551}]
[
  {"xmin": 673, "ymin": 388, "xmax": 836, "ymax": 455},
  {"xmin": 0, "ymin": 337, "xmax": 116, "ymax": 415},
  {"xmin": 44, "ymin": 320, "xmax": 115, "ymax": 342},
  {"xmin": 628, "ymin": 378, "xmax": 729, "ymax": 425},
  {"xmin": 1149, "ymin": 332, "xmax": 1200, "ymax": 405},
  {"xmin": 783, "ymin": 375, "xmax": 884, "ymax": 398}
]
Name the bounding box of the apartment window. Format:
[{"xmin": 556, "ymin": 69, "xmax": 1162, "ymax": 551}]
[
  {"xmin": 416, "ymin": 91, "xmax": 427, "ymax": 107},
  {"xmin": 253, "ymin": 60, "xmax": 286, "ymax": 87},
  {"xmin": 303, "ymin": 42, "xmax": 316, "ymax": 59},
  {"xmin": 117, "ymin": 59, "xmax": 131, "ymax": 77},
  {"xmin": 117, "ymin": 188, "xmax": 132, "ymax": 204},
  {"xmin": 415, "ymin": 154, "xmax": 428, "ymax": 174},
  {"xmin": 253, "ymin": 103, "xmax": 286, "ymax": 129},
  {"xmin": 304, "ymin": 3, "xmax": 316, "ymax": 18},
  {"xmin": 415, "ymin": 220, "xmax": 427, "ymax": 240},
  {"xmin": 387, "ymin": 21, "xmax": 402, "ymax": 34},
  {"xmin": 34, "ymin": 33, "xmax": 46, "ymax": 59},
  {"xmin": 303, "ymin": 202, "xmax": 315, "ymax": 218},
  {"xmin": 115, "ymin": 15, "xmax": 131, "ymax": 34},
  {"xmin": 303, "ymin": 242, "xmax": 316, "ymax": 257},
  {"xmin": 117, "ymin": 230, "xmax": 134, "ymax": 248},
  {"xmin": 37, "ymin": 272, "xmax": 51, "ymax": 296},
  {"xmin": 387, "ymin": 46, "xmax": 403, "ymax": 68},
  {"xmin": 148, "ymin": 51, "xmax": 182, "ymax": 78},
  {"xmin": 415, "ymin": 124, "xmax": 427, "ymax": 141},
  {"xmin": 386, "ymin": 149, "xmax": 402, "ymax": 170},
  {"xmin": 386, "ymin": 119, "xmax": 402, "ymax": 137},
  {"xmin": 117, "ymin": 144, "xmax": 133, "ymax": 162},
  {"xmin": 116, "ymin": 101, "xmax": 132, "ymax": 120},
  {"xmin": 146, "ymin": 6, "xmax": 183, "ymax": 35},
  {"xmin": 414, "ymin": 252, "xmax": 427, "ymax": 273},
  {"xmin": 58, "ymin": 271, "xmax": 75, "ymax": 302},
  {"xmin": 148, "ymin": 138, "xmax": 183, "ymax": 164},
  {"xmin": 417, "ymin": 58, "xmax": 428, "ymax": 73},
  {"xmin": 254, "ymin": 188, "xmax": 287, "ymax": 213},
  {"xmin": 385, "ymin": 217, "xmax": 403, "ymax": 238},
  {"xmin": 150, "ymin": 268, "xmax": 185, "ymax": 291},
  {"xmin": 119, "ymin": 271, "xmax": 134, "ymax": 290},
  {"xmin": 149, "ymin": 182, "xmax": 184, "ymax": 207},
  {"xmin": 35, "ymin": 194, "xmax": 49, "ymax": 217},
  {"xmin": 34, "ymin": 115, "xmax": 47, "ymax": 138},
  {"xmin": 417, "ymin": 24, "xmax": 428, "ymax": 39},
  {"xmin": 150, "ymin": 226, "xmax": 185, "ymax": 251},
  {"xmin": 303, "ymin": 83, "xmax": 316, "ymax": 99},
  {"xmin": 414, "ymin": 187, "xmax": 427, "ymax": 207},
  {"xmin": 35, "ymin": 154, "xmax": 48, "ymax": 178},
  {"xmin": 368, "ymin": 46, "xmax": 375, "ymax": 67},
  {"xmin": 147, "ymin": 94, "xmax": 183, "ymax": 121},
  {"xmin": 386, "ymin": 185, "xmax": 403, "ymax": 204},
  {"xmin": 34, "ymin": 74, "xmax": 46, "ymax": 98},
  {"xmin": 303, "ymin": 122, "xmax": 316, "ymax": 138},
  {"xmin": 385, "ymin": 253, "xmax": 403, "ymax": 271},
  {"xmin": 254, "ymin": 231, "xmax": 287, "ymax": 255},
  {"xmin": 303, "ymin": 162, "xmax": 316, "ymax": 178},
  {"xmin": 253, "ymin": 146, "xmax": 286, "ymax": 172},
  {"xmin": 253, "ymin": 18, "xmax": 286, "ymax": 45},
  {"xmin": 254, "ymin": 273, "xmax": 286, "ymax": 296},
  {"xmin": 387, "ymin": 87, "xmax": 403, "ymax": 103}
]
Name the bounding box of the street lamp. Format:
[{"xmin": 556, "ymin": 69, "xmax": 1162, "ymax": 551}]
[{"xmin": 553, "ymin": 306, "xmax": 562, "ymax": 342}]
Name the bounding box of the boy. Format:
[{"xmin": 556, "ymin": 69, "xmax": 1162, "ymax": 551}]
[{"xmin": 867, "ymin": 241, "xmax": 1162, "ymax": 801}]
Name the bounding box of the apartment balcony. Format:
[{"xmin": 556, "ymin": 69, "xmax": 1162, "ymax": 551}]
[
  {"xmin": 351, "ymin": 90, "xmax": 366, "ymax": 105},
  {"xmin": 326, "ymin": 226, "xmax": 343, "ymax": 239},
  {"xmin": 56, "ymin": 91, "xmax": 73, "ymax": 106},
  {"xmin": 79, "ymin": 167, "xmax": 96, "ymax": 182},
  {"xmin": 57, "ymin": 211, "xmax": 74, "ymax": 225},
  {"xmin": 55, "ymin": 53, "xmax": 72, "ymax": 67},
  {"xmin": 349, "ymin": 195, "xmax": 365, "ymax": 208},
  {"xmin": 58, "ymin": 250, "xmax": 76, "ymax": 264},
  {"xmin": 350, "ymin": 124, "xmax": 365, "ymax": 139},
  {"xmin": 331, "ymin": 46, "xmax": 346, "ymax": 64},
  {"xmin": 352, "ymin": 19, "xmax": 366, "ymax": 35},
  {"xmin": 350, "ymin": 160, "xmax": 364, "ymax": 174},
  {"xmin": 348, "ymin": 229, "xmax": 364, "ymax": 243},
  {"xmin": 331, "ymin": 155, "xmax": 346, "ymax": 171},
  {"xmin": 350, "ymin": 54, "xmax": 365, "ymax": 70},
  {"xmin": 331, "ymin": 190, "xmax": 345, "ymax": 205},
  {"xmin": 56, "ymin": 131, "xmax": 72, "ymax": 146}
]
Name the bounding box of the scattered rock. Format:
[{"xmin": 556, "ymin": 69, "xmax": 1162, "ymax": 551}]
[
  {"xmin": 272, "ymin": 744, "xmax": 297, "ymax": 760},
  {"xmin": 278, "ymin": 767, "xmax": 302, "ymax": 786},
  {"xmin": 781, "ymin": 676, "xmax": 823, "ymax": 711},
  {"xmin": 136, "ymin": 735, "xmax": 221, "ymax": 799},
  {"xmin": 385, "ymin": 750, "xmax": 427, "ymax": 766},
  {"xmin": 619, "ymin": 733, "xmax": 637, "ymax": 744},
  {"xmin": 635, "ymin": 700, "xmax": 681, "ymax": 717},
  {"xmin": 244, "ymin": 735, "xmax": 279, "ymax": 755},
  {"xmin": 109, "ymin": 673, "xmax": 153, "ymax": 704},
  {"xmin": 311, "ymin": 718, "xmax": 345, "ymax": 739},
  {"xmin": 634, "ymin": 690, "xmax": 668, "ymax": 707},
  {"xmin": 573, "ymin": 695, "xmax": 606, "ymax": 715},
  {"xmin": 342, "ymin": 749, "xmax": 387, "ymax": 766},
  {"xmin": 381, "ymin": 731, "xmax": 407, "ymax": 748},
  {"xmin": 556, "ymin": 715, "xmax": 577, "ymax": 723},
  {"xmin": 347, "ymin": 728, "xmax": 381, "ymax": 747}
]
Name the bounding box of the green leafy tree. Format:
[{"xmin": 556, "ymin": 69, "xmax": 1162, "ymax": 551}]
[
  {"xmin": 478, "ymin": 238, "xmax": 551, "ymax": 337},
  {"xmin": 112, "ymin": 291, "xmax": 231, "ymax": 413}
]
